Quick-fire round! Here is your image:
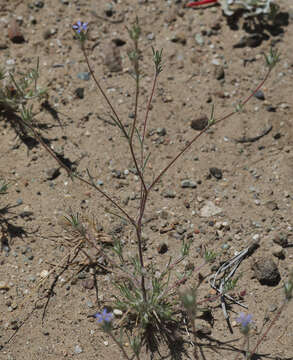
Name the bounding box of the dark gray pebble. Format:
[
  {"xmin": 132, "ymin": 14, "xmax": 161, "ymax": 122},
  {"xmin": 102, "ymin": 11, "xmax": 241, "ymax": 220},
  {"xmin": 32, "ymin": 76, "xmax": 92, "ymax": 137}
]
[
  {"xmin": 254, "ymin": 90, "xmax": 265, "ymax": 100},
  {"xmin": 209, "ymin": 167, "xmax": 222, "ymax": 180}
]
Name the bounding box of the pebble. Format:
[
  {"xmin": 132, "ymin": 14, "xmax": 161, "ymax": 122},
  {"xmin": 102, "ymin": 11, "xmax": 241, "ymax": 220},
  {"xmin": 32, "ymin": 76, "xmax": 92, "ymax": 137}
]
[
  {"xmin": 213, "ymin": 65, "xmax": 225, "ymax": 80},
  {"xmin": 195, "ymin": 33, "xmax": 205, "ymax": 46},
  {"xmin": 265, "ymin": 200, "xmax": 278, "ymax": 211},
  {"xmin": 233, "ymin": 34, "xmax": 262, "ymax": 48},
  {"xmin": 8, "ymin": 19, "xmax": 25, "ymax": 43},
  {"xmin": 75, "ymin": 87, "xmax": 84, "ymax": 99},
  {"xmin": 6, "ymin": 59, "xmax": 15, "ymax": 66},
  {"xmin": 34, "ymin": 0, "xmax": 44, "ymax": 8},
  {"xmin": 74, "ymin": 345, "xmax": 83, "ymax": 354},
  {"xmin": 221, "ymin": 243, "xmax": 230, "ymax": 250},
  {"xmin": 162, "ymin": 190, "xmax": 176, "ymax": 198},
  {"xmin": 39, "ymin": 269, "xmax": 49, "ymax": 279},
  {"xmin": 0, "ymin": 281, "xmax": 10, "ymax": 290},
  {"xmin": 272, "ymin": 232, "xmax": 288, "ymax": 247},
  {"xmin": 157, "ymin": 242, "xmax": 168, "ymax": 254},
  {"xmin": 271, "ymin": 245, "xmax": 285, "ymax": 259},
  {"xmin": 46, "ymin": 167, "xmax": 60, "ymax": 180},
  {"xmin": 170, "ymin": 32, "xmax": 187, "ymax": 45},
  {"xmin": 147, "ymin": 33, "xmax": 155, "ymax": 40},
  {"xmin": 156, "ymin": 128, "xmax": 167, "ymax": 136},
  {"xmin": 254, "ymin": 90, "xmax": 265, "ymax": 100},
  {"xmin": 251, "ymin": 257, "xmax": 281, "ymax": 286},
  {"xmin": 209, "ymin": 167, "xmax": 223, "ymax": 180},
  {"xmin": 86, "ymin": 300, "xmax": 94, "ymax": 308},
  {"xmin": 191, "ymin": 115, "xmax": 208, "ymax": 131},
  {"xmin": 82, "ymin": 279, "xmax": 95, "ymax": 290},
  {"xmin": 77, "ymin": 72, "xmax": 91, "ymax": 81},
  {"xmin": 181, "ymin": 179, "xmax": 197, "ymax": 189},
  {"xmin": 113, "ymin": 309, "xmax": 123, "ymax": 317},
  {"xmin": 200, "ymin": 201, "xmax": 223, "ymax": 217}
]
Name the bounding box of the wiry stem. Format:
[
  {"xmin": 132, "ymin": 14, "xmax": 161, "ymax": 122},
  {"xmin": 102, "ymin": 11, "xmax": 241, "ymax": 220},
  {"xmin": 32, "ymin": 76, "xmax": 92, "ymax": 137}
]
[
  {"xmin": 82, "ymin": 45, "xmax": 147, "ymax": 192},
  {"xmin": 141, "ymin": 72, "xmax": 159, "ymax": 169}
]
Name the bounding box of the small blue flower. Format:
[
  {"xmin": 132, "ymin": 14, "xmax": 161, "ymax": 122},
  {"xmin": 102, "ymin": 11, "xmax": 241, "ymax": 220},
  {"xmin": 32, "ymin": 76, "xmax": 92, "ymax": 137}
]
[
  {"xmin": 236, "ymin": 312, "xmax": 252, "ymax": 327},
  {"xmin": 94, "ymin": 309, "xmax": 113, "ymax": 323},
  {"xmin": 236, "ymin": 312, "xmax": 253, "ymax": 334},
  {"xmin": 72, "ymin": 21, "xmax": 88, "ymax": 34}
]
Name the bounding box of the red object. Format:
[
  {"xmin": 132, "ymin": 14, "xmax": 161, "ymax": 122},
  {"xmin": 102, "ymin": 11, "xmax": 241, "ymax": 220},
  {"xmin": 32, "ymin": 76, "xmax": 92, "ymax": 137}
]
[{"xmin": 187, "ymin": 0, "xmax": 218, "ymax": 7}]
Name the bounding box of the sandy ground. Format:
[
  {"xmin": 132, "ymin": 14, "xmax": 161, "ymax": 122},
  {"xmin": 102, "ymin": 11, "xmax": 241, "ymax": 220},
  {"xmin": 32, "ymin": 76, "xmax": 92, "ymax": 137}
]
[{"xmin": 1, "ymin": 0, "xmax": 293, "ymax": 359}]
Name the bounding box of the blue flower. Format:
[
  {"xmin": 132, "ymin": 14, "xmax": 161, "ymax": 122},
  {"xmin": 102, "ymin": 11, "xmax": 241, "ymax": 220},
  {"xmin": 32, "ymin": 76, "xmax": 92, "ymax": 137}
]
[
  {"xmin": 94, "ymin": 309, "xmax": 113, "ymax": 323},
  {"xmin": 236, "ymin": 312, "xmax": 253, "ymax": 334},
  {"xmin": 72, "ymin": 21, "xmax": 88, "ymax": 34},
  {"xmin": 236, "ymin": 312, "xmax": 252, "ymax": 327}
]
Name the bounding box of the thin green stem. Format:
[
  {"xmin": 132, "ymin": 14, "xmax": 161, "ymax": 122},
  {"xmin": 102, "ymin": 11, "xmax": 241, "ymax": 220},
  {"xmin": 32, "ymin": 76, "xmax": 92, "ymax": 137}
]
[
  {"xmin": 82, "ymin": 44, "xmax": 147, "ymax": 193},
  {"xmin": 136, "ymin": 190, "xmax": 148, "ymax": 302},
  {"xmin": 141, "ymin": 72, "xmax": 158, "ymax": 168},
  {"xmin": 81, "ymin": 46, "xmax": 127, "ymax": 139}
]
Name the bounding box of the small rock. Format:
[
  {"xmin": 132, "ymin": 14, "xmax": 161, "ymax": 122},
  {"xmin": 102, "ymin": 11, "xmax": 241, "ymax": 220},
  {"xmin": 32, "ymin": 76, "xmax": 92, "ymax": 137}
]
[
  {"xmin": 271, "ymin": 245, "xmax": 285, "ymax": 259},
  {"xmin": 221, "ymin": 243, "xmax": 230, "ymax": 250},
  {"xmin": 82, "ymin": 279, "xmax": 95, "ymax": 290},
  {"xmin": 77, "ymin": 72, "xmax": 90, "ymax": 81},
  {"xmin": 233, "ymin": 34, "xmax": 262, "ymax": 48},
  {"xmin": 113, "ymin": 309, "xmax": 123, "ymax": 317},
  {"xmin": 272, "ymin": 232, "xmax": 288, "ymax": 247},
  {"xmin": 147, "ymin": 33, "xmax": 155, "ymax": 40},
  {"xmin": 213, "ymin": 65, "xmax": 225, "ymax": 80},
  {"xmin": 195, "ymin": 324, "xmax": 212, "ymax": 336},
  {"xmin": 0, "ymin": 281, "xmax": 10, "ymax": 291},
  {"xmin": 200, "ymin": 201, "xmax": 223, "ymax": 217},
  {"xmin": 74, "ymin": 345, "xmax": 83, "ymax": 354},
  {"xmin": 86, "ymin": 300, "xmax": 94, "ymax": 308},
  {"xmin": 266, "ymin": 105, "xmax": 276, "ymax": 112},
  {"xmin": 157, "ymin": 242, "xmax": 168, "ymax": 254},
  {"xmin": 209, "ymin": 167, "xmax": 223, "ymax": 180},
  {"xmin": 0, "ymin": 43, "xmax": 8, "ymax": 49},
  {"xmin": 162, "ymin": 190, "xmax": 176, "ymax": 198},
  {"xmin": 43, "ymin": 28, "xmax": 57, "ymax": 40},
  {"xmin": 191, "ymin": 115, "xmax": 208, "ymax": 131},
  {"xmin": 164, "ymin": 8, "xmax": 178, "ymax": 24},
  {"xmin": 195, "ymin": 33, "xmax": 205, "ymax": 46},
  {"xmin": 34, "ymin": 0, "xmax": 44, "ymax": 8},
  {"xmin": 46, "ymin": 167, "xmax": 60, "ymax": 180},
  {"xmin": 39, "ymin": 269, "xmax": 49, "ymax": 279},
  {"xmin": 75, "ymin": 87, "xmax": 84, "ymax": 99},
  {"xmin": 156, "ymin": 128, "xmax": 166, "ymax": 136},
  {"xmin": 8, "ymin": 19, "xmax": 25, "ymax": 43},
  {"xmin": 112, "ymin": 38, "xmax": 126, "ymax": 47},
  {"xmin": 170, "ymin": 32, "xmax": 187, "ymax": 45},
  {"xmin": 181, "ymin": 180, "xmax": 197, "ymax": 189},
  {"xmin": 254, "ymin": 90, "xmax": 265, "ymax": 100},
  {"xmin": 251, "ymin": 257, "xmax": 281, "ymax": 286},
  {"xmin": 265, "ymin": 200, "xmax": 278, "ymax": 211}
]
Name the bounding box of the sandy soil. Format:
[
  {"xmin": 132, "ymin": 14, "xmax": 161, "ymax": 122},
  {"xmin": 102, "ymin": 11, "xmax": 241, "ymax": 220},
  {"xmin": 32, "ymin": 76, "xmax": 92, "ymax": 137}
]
[{"xmin": 1, "ymin": 0, "xmax": 293, "ymax": 359}]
